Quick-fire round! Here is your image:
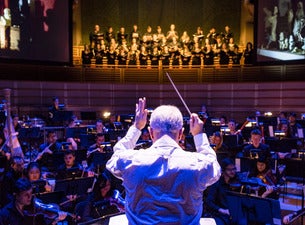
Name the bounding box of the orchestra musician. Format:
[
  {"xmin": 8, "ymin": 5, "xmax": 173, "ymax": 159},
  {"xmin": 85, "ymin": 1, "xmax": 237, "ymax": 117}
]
[
  {"xmin": 87, "ymin": 133, "xmax": 112, "ymax": 172},
  {"xmin": 0, "ymin": 128, "xmax": 11, "ymax": 161},
  {"xmin": 205, "ymin": 158, "xmax": 241, "ymax": 225},
  {"xmin": 35, "ymin": 130, "xmax": 62, "ymax": 172},
  {"xmin": 209, "ymin": 131, "xmax": 231, "ymax": 161},
  {"xmin": 65, "ymin": 114, "xmax": 81, "ymax": 150},
  {"xmin": 242, "ymin": 129, "xmax": 271, "ymax": 159},
  {"xmin": 26, "ymin": 162, "xmax": 52, "ymax": 194},
  {"xmin": 0, "ymin": 178, "xmax": 67, "ymax": 225},
  {"xmin": 288, "ymin": 112, "xmax": 302, "ymax": 138},
  {"xmin": 95, "ymin": 119, "xmax": 107, "ymax": 134},
  {"xmin": 248, "ymin": 156, "xmax": 281, "ymax": 199},
  {"xmin": 48, "ymin": 97, "xmax": 60, "ymax": 126},
  {"xmin": 75, "ymin": 171, "xmax": 124, "ymax": 223},
  {"xmin": 0, "ymin": 156, "xmax": 25, "ymax": 207},
  {"xmin": 56, "ymin": 150, "xmax": 82, "ymax": 180}
]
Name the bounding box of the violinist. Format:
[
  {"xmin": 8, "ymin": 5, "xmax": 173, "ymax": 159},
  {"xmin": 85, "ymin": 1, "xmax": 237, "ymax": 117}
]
[
  {"xmin": 75, "ymin": 171, "xmax": 124, "ymax": 223},
  {"xmin": 205, "ymin": 158, "xmax": 240, "ymax": 225},
  {"xmin": 242, "ymin": 129, "xmax": 271, "ymax": 159},
  {"xmin": 248, "ymin": 156, "xmax": 280, "ymax": 199},
  {"xmin": 0, "ymin": 178, "xmax": 67, "ymax": 225}
]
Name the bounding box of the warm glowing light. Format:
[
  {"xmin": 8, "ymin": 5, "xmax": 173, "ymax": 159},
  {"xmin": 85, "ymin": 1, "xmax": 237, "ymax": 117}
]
[
  {"xmin": 103, "ymin": 111, "xmax": 111, "ymax": 118},
  {"xmin": 264, "ymin": 112, "xmax": 273, "ymax": 116}
]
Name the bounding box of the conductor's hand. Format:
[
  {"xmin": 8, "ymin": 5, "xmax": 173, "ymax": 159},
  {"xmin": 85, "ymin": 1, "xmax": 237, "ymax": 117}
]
[
  {"xmin": 189, "ymin": 113, "xmax": 203, "ymax": 136},
  {"xmin": 134, "ymin": 97, "xmax": 148, "ymax": 130}
]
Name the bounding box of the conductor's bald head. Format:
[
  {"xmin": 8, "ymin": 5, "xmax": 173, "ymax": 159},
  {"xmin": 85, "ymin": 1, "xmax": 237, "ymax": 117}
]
[{"xmin": 149, "ymin": 105, "xmax": 183, "ymax": 141}]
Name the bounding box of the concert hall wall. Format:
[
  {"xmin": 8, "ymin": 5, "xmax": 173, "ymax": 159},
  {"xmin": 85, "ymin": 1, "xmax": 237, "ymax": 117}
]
[
  {"xmin": 0, "ymin": 79, "xmax": 304, "ymax": 124},
  {"xmin": 79, "ymin": 0, "xmax": 241, "ymax": 45}
]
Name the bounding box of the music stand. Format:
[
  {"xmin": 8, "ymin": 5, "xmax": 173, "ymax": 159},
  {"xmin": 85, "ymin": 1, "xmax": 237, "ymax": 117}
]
[
  {"xmin": 31, "ymin": 179, "xmax": 48, "ymax": 194},
  {"xmin": 80, "ymin": 134, "xmax": 96, "ymax": 149},
  {"xmin": 65, "ymin": 127, "xmax": 87, "ymax": 139},
  {"xmin": 108, "ymin": 130, "xmax": 126, "ymax": 142},
  {"xmin": 90, "ymin": 152, "xmax": 113, "ymax": 169},
  {"xmin": 257, "ymin": 116, "xmax": 278, "ymax": 137},
  {"xmin": 18, "ymin": 127, "xmax": 42, "ymax": 160},
  {"xmin": 52, "ymin": 111, "xmax": 74, "ymax": 126},
  {"xmin": 279, "ymin": 138, "xmax": 299, "ymax": 153},
  {"xmin": 36, "ymin": 191, "xmax": 66, "ymax": 204},
  {"xmin": 56, "ymin": 167, "xmax": 83, "ymax": 180},
  {"xmin": 55, "ymin": 176, "xmax": 95, "ymax": 196},
  {"xmin": 223, "ymin": 135, "xmax": 239, "ymax": 148},
  {"xmin": 52, "ymin": 151, "xmax": 65, "ymax": 169},
  {"xmin": 235, "ymin": 156, "xmax": 257, "ymax": 173},
  {"xmin": 226, "ymin": 191, "xmax": 282, "ymax": 225},
  {"xmin": 75, "ymin": 149, "xmax": 88, "ymax": 165}
]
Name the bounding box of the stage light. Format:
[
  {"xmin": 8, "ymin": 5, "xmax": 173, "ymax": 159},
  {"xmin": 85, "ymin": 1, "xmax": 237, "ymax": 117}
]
[
  {"xmin": 103, "ymin": 111, "xmax": 111, "ymax": 118},
  {"xmin": 264, "ymin": 112, "xmax": 272, "ymax": 116}
]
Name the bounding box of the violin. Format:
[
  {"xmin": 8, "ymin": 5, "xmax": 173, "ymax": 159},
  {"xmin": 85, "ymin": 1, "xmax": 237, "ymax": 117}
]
[
  {"xmin": 23, "ymin": 197, "xmax": 77, "ymax": 222},
  {"xmin": 256, "ymin": 171, "xmax": 282, "ymax": 196}
]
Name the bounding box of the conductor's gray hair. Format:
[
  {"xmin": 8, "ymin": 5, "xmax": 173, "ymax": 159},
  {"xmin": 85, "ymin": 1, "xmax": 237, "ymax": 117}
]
[{"xmin": 149, "ymin": 105, "xmax": 183, "ymax": 136}]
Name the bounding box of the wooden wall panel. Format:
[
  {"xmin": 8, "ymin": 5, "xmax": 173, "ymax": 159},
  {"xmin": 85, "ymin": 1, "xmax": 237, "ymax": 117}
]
[{"xmin": 0, "ymin": 81, "xmax": 304, "ymax": 124}]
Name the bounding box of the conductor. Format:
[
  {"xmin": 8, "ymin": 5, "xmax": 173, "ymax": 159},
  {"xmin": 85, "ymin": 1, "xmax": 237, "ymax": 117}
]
[{"xmin": 106, "ymin": 97, "xmax": 221, "ymax": 225}]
